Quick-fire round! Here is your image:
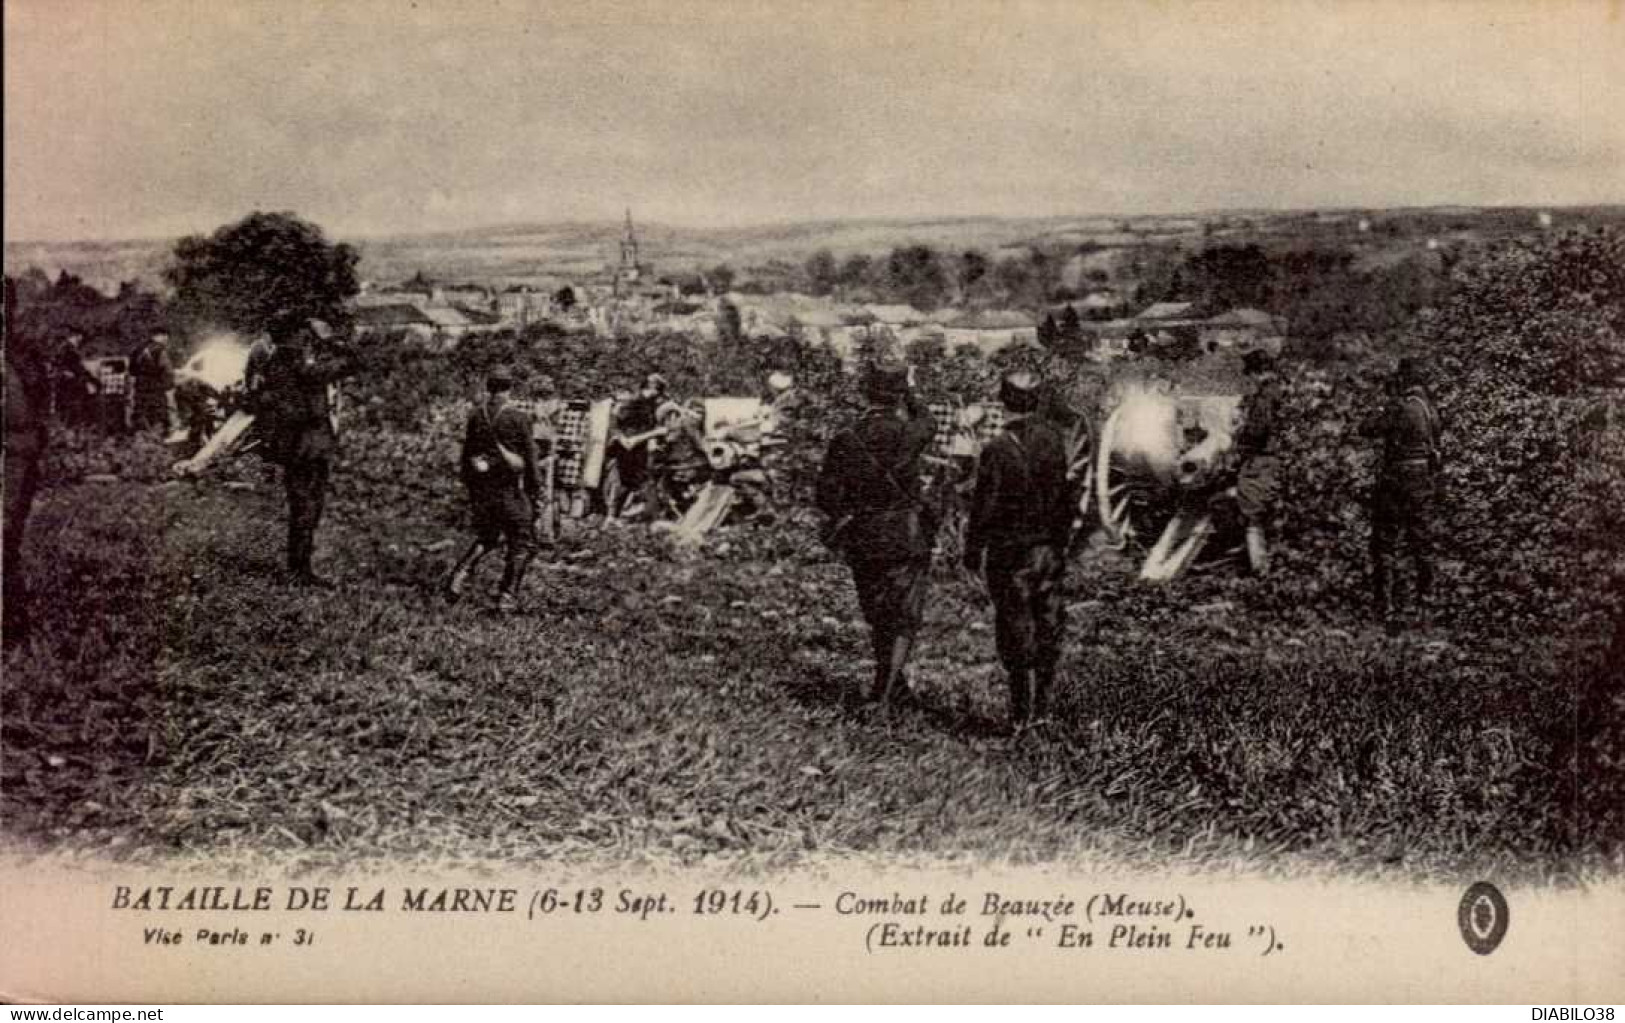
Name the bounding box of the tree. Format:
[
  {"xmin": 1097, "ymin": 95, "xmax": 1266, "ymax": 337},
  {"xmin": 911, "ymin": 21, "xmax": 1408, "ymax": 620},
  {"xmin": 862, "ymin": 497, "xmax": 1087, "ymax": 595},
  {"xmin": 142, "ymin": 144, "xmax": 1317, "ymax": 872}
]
[
  {"xmin": 717, "ymin": 299, "xmax": 744, "ymax": 345},
  {"xmin": 883, "ymin": 245, "xmax": 948, "ymax": 310},
  {"xmin": 1058, "ymin": 305, "xmax": 1083, "ymax": 345},
  {"xmin": 1186, "ymin": 243, "xmax": 1272, "ymax": 310},
  {"xmin": 839, "ymin": 253, "xmax": 874, "ymax": 291},
  {"xmin": 1037, "ymin": 313, "xmax": 1060, "ymax": 348},
  {"xmin": 804, "ymin": 250, "xmax": 839, "ymax": 296},
  {"xmin": 958, "ymin": 250, "xmax": 990, "ymax": 303},
  {"xmin": 166, "ymin": 211, "xmax": 359, "ymax": 336},
  {"xmin": 706, "ymin": 263, "xmax": 737, "ymax": 293}
]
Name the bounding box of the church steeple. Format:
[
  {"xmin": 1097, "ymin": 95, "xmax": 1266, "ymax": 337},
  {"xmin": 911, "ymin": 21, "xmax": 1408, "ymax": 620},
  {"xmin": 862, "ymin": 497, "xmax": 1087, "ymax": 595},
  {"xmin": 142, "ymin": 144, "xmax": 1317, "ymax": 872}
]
[{"xmin": 618, "ymin": 208, "xmax": 641, "ymax": 279}]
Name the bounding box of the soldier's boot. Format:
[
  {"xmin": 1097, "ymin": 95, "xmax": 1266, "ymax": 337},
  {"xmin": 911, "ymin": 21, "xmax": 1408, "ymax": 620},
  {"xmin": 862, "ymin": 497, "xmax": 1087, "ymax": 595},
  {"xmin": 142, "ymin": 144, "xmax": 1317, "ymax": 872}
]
[
  {"xmin": 875, "ymin": 633, "xmax": 917, "ymax": 709},
  {"xmin": 1413, "ymin": 559, "xmax": 1435, "ymax": 627},
  {"xmin": 1245, "ymin": 524, "xmax": 1270, "ymax": 577},
  {"xmin": 1032, "ymin": 664, "xmax": 1056, "ymax": 724},
  {"xmin": 1370, "ymin": 564, "xmax": 1392, "ymax": 620},
  {"xmin": 287, "ymin": 529, "xmax": 321, "ymax": 585},
  {"xmin": 287, "ymin": 525, "xmax": 306, "ymax": 576},
  {"xmin": 1007, "ymin": 668, "xmax": 1033, "ymax": 731},
  {"xmin": 444, "ymin": 543, "xmax": 492, "ymax": 601},
  {"xmin": 497, "ymin": 550, "xmax": 535, "ymax": 614}
]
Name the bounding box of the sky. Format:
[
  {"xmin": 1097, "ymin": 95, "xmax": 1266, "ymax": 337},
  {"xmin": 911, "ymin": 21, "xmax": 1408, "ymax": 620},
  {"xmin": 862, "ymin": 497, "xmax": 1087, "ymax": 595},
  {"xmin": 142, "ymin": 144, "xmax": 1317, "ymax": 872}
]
[{"xmin": 5, "ymin": 0, "xmax": 1622, "ymax": 242}]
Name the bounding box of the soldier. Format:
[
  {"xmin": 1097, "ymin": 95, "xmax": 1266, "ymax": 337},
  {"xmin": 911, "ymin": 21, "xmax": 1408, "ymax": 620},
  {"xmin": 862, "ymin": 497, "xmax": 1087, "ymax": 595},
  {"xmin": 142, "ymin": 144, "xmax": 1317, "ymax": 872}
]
[
  {"xmin": 816, "ymin": 364, "xmax": 938, "ymax": 707},
  {"xmin": 1232, "ymin": 349, "xmax": 1283, "ymax": 575},
  {"xmin": 50, "ymin": 331, "xmax": 100, "ymax": 427},
  {"xmin": 1363, "ymin": 357, "xmax": 1441, "ymax": 619},
  {"xmin": 130, "ymin": 328, "xmax": 175, "ymax": 433},
  {"xmin": 255, "ymin": 318, "xmax": 356, "ymax": 587},
  {"xmin": 445, "ymin": 367, "xmax": 541, "ymax": 613},
  {"xmin": 963, "ymin": 370, "xmax": 1075, "ymax": 729},
  {"xmin": 608, "ymin": 372, "xmax": 667, "ymax": 519},
  {"xmin": 527, "ymin": 374, "xmax": 565, "ymax": 551},
  {"xmin": 4, "ymin": 277, "xmax": 50, "ymax": 649}
]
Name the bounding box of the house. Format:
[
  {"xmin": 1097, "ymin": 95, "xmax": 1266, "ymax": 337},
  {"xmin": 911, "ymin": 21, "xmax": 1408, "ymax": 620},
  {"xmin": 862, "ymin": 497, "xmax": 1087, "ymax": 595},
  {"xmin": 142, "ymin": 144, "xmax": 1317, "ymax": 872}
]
[
  {"xmin": 1077, "ymin": 289, "xmax": 1127, "ymax": 320},
  {"xmin": 421, "ymin": 305, "xmax": 478, "ymax": 343},
  {"xmin": 1199, "ymin": 307, "xmax": 1285, "ymax": 355},
  {"xmin": 652, "ymin": 299, "xmax": 714, "ymax": 334},
  {"xmin": 943, "ymin": 310, "xmax": 1039, "ymax": 358},
  {"xmin": 354, "ymin": 303, "xmax": 437, "ymax": 342},
  {"xmin": 1135, "ymin": 301, "xmax": 1199, "ymax": 323},
  {"xmin": 862, "ymin": 303, "xmax": 929, "ymax": 328},
  {"xmin": 496, "ymin": 287, "xmax": 544, "ymax": 326}
]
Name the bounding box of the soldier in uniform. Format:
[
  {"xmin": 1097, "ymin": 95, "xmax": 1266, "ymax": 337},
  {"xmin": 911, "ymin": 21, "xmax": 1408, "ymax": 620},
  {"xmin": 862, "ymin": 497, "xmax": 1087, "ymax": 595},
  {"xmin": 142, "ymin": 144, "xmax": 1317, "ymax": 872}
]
[
  {"xmin": 816, "ymin": 364, "xmax": 938, "ymax": 707},
  {"xmin": 963, "ymin": 370, "xmax": 1075, "ymax": 729},
  {"xmin": 607, "ymin": 373, "xmax": 668, "ymax": 520},
  {"xmin": 4, "ymin": 277, "xmax": 50, "ymax": 649},
  {"xmin": 526, "ymin": 374, "xmax": 564, "ymax": 552},
  {"xmin": 1363, "ymin": 357, "xmax": 1442, "ymax": 619},
  {"xmin": 51, "ymin": 331, "xmax": 100, "ymax": 427},
  {"xmin": 1232, "ymin": 349, "xmax": 1283, "ymax": 575},
  {"xmin": 130, "ymin": 328, "xmax": 175, "ymax": 433},
  {"xmin": 446, "ymin": 367, "xmax": 541, "ymax": 613},
  {"xmin": 255, "ymin": 318, "xmax": 356, "ymax": 587}
]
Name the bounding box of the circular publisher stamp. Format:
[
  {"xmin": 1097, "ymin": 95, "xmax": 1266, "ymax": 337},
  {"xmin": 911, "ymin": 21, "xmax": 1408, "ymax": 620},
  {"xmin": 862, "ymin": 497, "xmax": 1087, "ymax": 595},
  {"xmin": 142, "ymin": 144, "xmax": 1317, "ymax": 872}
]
[{"xmin": 1458, "ymin": 881, "xmax": 1509, "ymax": 955}]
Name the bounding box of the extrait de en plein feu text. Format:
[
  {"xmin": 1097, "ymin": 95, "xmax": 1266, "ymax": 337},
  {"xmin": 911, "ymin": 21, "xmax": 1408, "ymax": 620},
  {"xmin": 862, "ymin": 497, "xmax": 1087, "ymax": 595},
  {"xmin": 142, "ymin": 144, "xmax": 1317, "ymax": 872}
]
[{"xmin": 111, "ymin": 884, "xmax": 1285, "ymax": 956}]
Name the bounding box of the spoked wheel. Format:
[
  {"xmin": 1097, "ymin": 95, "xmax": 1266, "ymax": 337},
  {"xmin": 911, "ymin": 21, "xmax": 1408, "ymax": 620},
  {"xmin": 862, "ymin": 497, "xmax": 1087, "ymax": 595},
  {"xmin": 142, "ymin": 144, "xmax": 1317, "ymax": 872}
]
[
  {"xmin": 599, "ymin": 459, "xmax": 625, "ymax": 520},
  {"xmin": 1094, "ymin": 407, "xmax": 1139, "ymax": 547},
  {"xmin": 1093, "ymin": 406, "xmax": 1175, "ymax": 552}
]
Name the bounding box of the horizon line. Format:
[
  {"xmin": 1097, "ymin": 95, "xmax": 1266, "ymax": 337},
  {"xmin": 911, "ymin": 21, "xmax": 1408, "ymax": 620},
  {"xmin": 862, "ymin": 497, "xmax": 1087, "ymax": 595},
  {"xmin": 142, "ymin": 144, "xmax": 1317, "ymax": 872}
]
[{"xmin": 5, "ymin": 200, "xmax": 1622, "ymax": 249}]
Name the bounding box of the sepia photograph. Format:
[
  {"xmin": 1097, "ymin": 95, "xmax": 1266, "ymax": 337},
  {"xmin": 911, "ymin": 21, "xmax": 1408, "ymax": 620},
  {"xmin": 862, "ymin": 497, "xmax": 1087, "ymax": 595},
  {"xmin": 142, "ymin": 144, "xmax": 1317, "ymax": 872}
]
[{"xmin": 2, "ymin": 0, "xmax": 1622, "ymax": 1004}]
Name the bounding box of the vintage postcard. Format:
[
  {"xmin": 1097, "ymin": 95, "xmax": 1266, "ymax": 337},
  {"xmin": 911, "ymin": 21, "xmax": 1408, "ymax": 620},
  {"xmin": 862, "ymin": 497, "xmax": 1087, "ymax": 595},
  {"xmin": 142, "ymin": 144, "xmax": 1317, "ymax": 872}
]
[{"xmin": 3, "ymin": 0, "xmax": 1622, "ymax": 1004}]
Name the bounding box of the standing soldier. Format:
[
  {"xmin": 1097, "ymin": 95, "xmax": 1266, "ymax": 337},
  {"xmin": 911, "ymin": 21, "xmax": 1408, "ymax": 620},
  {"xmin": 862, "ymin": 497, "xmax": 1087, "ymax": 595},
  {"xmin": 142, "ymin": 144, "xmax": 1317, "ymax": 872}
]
[
  {"xmin": 256, "ymin": 318, "xmax": 356, "ymax": 587},
  {"xmin": 4, "ymin": 277, "xmax": 50, "ymax": 649},
  {"xmin": 51, "ymin": 331, "xmax": 100, "ymax": 427},
  {"xmin": 608, "ymin": 372, "xmax": 667, "ymax": 520},
  {"xmin": 445, "ymin": 367, "xmax": 541, "ymax": 613},
  {"xmin": 817, "ymin": 364, "xmax": 938, "ymax": 707},
  {"xmin": 963, "ymin": 370, "xmax": 1075, "ymax": 729},
  {"xmin": 1363, "ymin": 357, "xmax": 1441, "ymax": 619},
  {"xmin": 130, "ymin": 328, "xmax": 175, "ymax": 434},
  {"xmin": 1232, "ymin": 349, "xmax": 1283, "ymax": 575},
  {"xmin": 527, "ymin": 373, "xmax": 564, "ymax": 552}
]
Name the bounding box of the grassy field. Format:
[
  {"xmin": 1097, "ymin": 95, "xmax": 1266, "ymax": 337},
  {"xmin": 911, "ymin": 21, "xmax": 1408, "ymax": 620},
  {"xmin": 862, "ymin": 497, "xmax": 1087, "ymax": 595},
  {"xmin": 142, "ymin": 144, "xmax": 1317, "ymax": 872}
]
[{"xmin": 4, "ymin": 455, "xmax": 1615, "ymax": 884}]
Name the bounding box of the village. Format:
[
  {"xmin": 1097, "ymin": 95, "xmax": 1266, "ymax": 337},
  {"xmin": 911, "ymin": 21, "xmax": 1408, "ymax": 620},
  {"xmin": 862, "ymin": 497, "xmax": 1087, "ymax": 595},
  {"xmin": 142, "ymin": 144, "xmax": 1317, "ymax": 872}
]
[{"xmin": 348, "ymin": 210, "xmax": 1288, "ymax": 367}]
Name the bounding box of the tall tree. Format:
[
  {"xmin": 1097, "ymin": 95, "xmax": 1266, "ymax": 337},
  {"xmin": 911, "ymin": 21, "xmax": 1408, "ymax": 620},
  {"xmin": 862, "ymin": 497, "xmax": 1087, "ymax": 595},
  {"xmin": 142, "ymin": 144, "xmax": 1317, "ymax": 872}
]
[
  {"xmin": 958, "ymin": 249, "xmax": 990, "ymax": 303},
  {"xmin": 1058, "ymin": 304, "xmax": 1083, "ymax": 344},
  {"xmin": 804, "ymin": 249, "xmax": 839, "ymax": 296},
  {"xmin": 883, "ymin": 245, "xmax": 948, "ymax": 310},
  {"xmin": 1037, "ymin": 313, "xmax": 1060, "ymax": 348},
  {"xmin": 166, "ymin": 211, "xmax": 359, "ymax": 336},
  {"xmin": 706, "ymin": 263, "xmax": 737, "ymax": 293}
]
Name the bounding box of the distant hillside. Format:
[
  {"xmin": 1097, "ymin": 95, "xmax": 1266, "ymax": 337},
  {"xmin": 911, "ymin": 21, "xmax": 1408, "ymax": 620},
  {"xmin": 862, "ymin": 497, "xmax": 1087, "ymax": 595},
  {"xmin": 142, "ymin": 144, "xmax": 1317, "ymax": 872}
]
[{"xmin": 8, "ymin": 206, "xmax": 1623, "ymax": 295}]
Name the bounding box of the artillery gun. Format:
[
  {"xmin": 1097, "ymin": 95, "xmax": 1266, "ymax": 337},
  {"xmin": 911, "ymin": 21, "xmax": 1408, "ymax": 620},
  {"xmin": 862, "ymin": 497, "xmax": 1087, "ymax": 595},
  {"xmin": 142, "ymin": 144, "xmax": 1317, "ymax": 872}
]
[
  {"xmin": 1087, "ymin": 382, "xmax": 1246, "ymax": 581},
  {"xmin": 169, "ymin": 338, "xmax": 257, "ymax": 475},
  {"xmin": 924, "ymin": 374, "xmax": 1252, "ymax": 582},
  {"xmin": 534, "ymin": 377, "xmax": 796, "ymax": 546}
]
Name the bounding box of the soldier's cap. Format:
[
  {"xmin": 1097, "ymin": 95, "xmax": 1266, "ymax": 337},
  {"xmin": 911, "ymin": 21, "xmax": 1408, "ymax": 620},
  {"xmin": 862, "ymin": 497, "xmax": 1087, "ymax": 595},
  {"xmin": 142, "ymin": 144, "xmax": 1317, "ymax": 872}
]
[
  {"xmin": 656, "ymin": 399, "xmax": 694, "ymax": 422},
  {"xmin": 486, "ymin": 367, "xmax": 517, "ymax": 390},
  {"xmin": 999, "ymin": 369, "xmax": 1042, "ymax": 413},
  {"xmin": 862, "ymin": 364, "xmax": 910, "ymax": 404},
  {"xmin": 1394, "ymin": 356, "xmax": 1424, "ymax": 383},
  {"xmin": 645, "ymin": 373, "xmax": 668, "ymax": 393},
  {"xmin": 767, "ymin": 371, "xmax": 794, "ymax": 392}
]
